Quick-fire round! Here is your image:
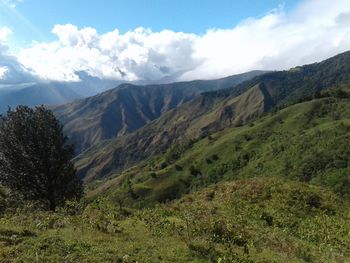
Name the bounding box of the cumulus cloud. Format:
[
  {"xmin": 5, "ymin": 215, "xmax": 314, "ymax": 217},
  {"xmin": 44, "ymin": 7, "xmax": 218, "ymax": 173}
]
[
  {"xmin": 0, "ymin": 66, "xmax": 8, "ymax": 79},
  {"xmin": 182, "ymin": 0, "xmax": 350, "ymax": 80},
  {"xmin": 14, "ymin": 0, "xmax": 350, "ymax": 82},
  {"xmin": 0, "ymin": 26, "xmax": 35, "ymax": 83},
  {"xmin": 18, "ymin": 25, "xmax": 199, "ymax": 82},
  {"xmin": 0, "ymin": 27, "xmax": 12, "ymax": 42}
]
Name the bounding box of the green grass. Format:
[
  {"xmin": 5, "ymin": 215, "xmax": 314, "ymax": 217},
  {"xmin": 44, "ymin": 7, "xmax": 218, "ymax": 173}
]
[
  {"xmin": 97, "ymin": 97, "xmax": 350, "ymax": 205},
  {"xmin": 1, "ymin": 94, "xmax": 350, "ymax": 262},
  {"xmin": 1, "ymin": 177, "xmax": 350, "ymax": 262}
]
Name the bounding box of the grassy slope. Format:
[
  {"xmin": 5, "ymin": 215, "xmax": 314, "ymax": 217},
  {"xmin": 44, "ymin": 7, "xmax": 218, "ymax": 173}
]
[
  {"xmin": 75, "ymin": 51, "xmax": 350, "ymax": 182},
  {"xmin": 1, "ymin": 94, "xmax": 350, "ymax": 262},
  {"xmin": 89, "ymin": 95, "xmax": 350, "ymax": 205},
  {"xmin": 75, "ymin": 83, "xmax": 274, "ymax": 182},
  {"xmin": 1, "ymin": 177, "xmax": 349, "ymax": 262}
]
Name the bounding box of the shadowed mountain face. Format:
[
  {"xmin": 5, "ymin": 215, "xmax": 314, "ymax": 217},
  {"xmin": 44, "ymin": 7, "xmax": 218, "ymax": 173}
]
[
  {"xmin": 53, "ymin": 71, "xmax": 266, "ymax": 154},
  {"xmin": 73, "ymin": 51, "xmax": 350, "ymax": 181}
]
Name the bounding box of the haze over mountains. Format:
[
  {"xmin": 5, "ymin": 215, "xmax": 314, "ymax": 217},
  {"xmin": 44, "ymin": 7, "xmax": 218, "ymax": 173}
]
[{"xmin": 0, "ymin": 72, "xmax": 130, "ymax": 112}]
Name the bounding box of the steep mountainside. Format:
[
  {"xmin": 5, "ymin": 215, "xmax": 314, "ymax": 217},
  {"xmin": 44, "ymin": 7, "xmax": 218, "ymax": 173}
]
[
  {"xmin": 88, "ymin": 88, "xmax": 350, "ymax": 205},
  {"xmin": 53, "ymin": 71, "xmax": 265, "ymax": 153},
  {"xmin": 74, "ymin": 51, "xmax": 350, "ymax": 181},
  {"xmin": 75, "ymin": 83, "xmax": 275, "ymax": 181}
]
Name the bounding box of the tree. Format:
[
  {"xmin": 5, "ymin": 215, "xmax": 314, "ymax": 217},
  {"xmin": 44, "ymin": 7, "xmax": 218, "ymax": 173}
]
[
  {"xmin": 0, "ymin": 105, "xmax": 83, "ymax": 211},
  {"xmin": 113, "ymin": 191, "xmax": 127, "ymax": 211}
]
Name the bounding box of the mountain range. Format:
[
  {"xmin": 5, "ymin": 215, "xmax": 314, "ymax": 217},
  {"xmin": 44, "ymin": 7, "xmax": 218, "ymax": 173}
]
[
  {"xmin": 53, "ymin": 70, "xmax": 266, "ymax": 154},
  {"xmin": 0, "ymin": 72, "xmax": 127, "ymax": 113},
  {"xmin": 1, "ymin": 50, "xmax": 350, "ymax": 262},
  {"xmin": 69, "ymin": 51, "xmax": 350, "ymax": 182}
]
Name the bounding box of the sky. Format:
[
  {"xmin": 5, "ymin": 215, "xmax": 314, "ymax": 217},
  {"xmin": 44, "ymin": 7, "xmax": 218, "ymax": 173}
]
[
  {"xmin": 0, "ymin": 0, "xmax": 350, "ymax": 83},
  {"xmin": 1, "ymin": 0, "xmax": 299, "ymax": 45}
]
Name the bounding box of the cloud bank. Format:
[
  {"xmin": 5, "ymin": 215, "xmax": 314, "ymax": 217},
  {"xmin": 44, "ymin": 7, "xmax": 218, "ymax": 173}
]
[
  {"xmin": 6, "ymin": 0, "xmax": 350, "ymax": 82},
  {"xmin": 18, "ymin": 26, "xmax": 199, "ymax": 82},
  {"xmin": 0, "ymin": 26, "xmax": 35, "ymax": 83}
]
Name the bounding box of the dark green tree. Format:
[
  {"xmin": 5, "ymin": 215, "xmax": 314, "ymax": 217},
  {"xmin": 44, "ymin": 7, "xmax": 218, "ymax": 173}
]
[{"xmin": 0, "ymin": 105, "xmax": 83, "ymax": 211}]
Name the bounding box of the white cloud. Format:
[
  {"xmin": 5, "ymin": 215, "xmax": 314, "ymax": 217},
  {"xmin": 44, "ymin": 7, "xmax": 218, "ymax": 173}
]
[
  {"xmin": 0, "ymin": 0, "xmax": 22, "ymax": 8},
  {"xmin": 0, "ymin": 66, "xmax": 8, "ymax": 79},
  {"xmin": 18, "ymin": 26, "xmax": 199, "ymax": 82},
  {"xmin": 14, "ymin": 0, "xmax": 350, "ymax": 82},
  {"xmin": 0, "ymin": 27, "xmax": 35, "ymax": 83},
  {"xmin": 0, "ymin": 27, "xmax": 12, "ymax": 41},
  {"xmin": 183, "ymin": 0, "xmax": 350, "ymax": 80}
]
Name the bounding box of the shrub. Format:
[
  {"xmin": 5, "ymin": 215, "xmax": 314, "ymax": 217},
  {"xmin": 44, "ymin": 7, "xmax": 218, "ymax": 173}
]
[
  {"xmin": 212, "ymin": 154, "xmax": 219, "ymax": 161},
  {"xmin": 189, "ymin": 165, "xmax": 202, "ymax": 176},
  {"xmin": 175, "ymin": 165, "xmax": 183, "ymax": 171}
]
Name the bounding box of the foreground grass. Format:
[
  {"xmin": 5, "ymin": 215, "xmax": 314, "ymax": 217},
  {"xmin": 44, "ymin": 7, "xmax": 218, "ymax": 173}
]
[
  {"xmin": 1, "ymin": 177, "xmax": 350, "ymax": 262},
  {"xmin": 1, "ymin": 94, "xmax": 350, "ymax": 262}
]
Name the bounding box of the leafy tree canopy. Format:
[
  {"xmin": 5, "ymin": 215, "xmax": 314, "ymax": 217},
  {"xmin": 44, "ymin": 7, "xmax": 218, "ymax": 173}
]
[{"xmin": 0, "ymin": 105, "xmax": 83, "ymax": 211}]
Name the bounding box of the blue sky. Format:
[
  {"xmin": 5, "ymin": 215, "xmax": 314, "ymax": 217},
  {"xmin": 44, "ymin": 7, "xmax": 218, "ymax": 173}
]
[
  {"xmin": 0, "ymin": 0, "xmax": 350, "ymax": 83},
  {"xmin": 1, "ymin": 0, "xmax": 299, "ymax": 46}
]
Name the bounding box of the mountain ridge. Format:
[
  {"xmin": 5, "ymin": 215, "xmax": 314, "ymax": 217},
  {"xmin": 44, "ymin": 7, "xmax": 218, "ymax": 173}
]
[
  {"xmin": 53, "ymin": 70, "xmax": 266, "ymax": 154},
  {"xmin": 75, "ymin": 82, "xmax": 275, "ymax": 181},
  {"xmin": 74, "ymin": 51, "xmax": 350, "ymax": 181}
]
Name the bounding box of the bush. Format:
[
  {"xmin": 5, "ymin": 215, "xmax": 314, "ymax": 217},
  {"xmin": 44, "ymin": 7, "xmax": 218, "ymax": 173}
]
[
  {"xmin": 212, "ymin": 154, "xmax": 219, "ymax": 161},
  {"xmin": 299, "ymin": 152, "xmax": 332, "ymax": 182},
  {"xmin": 189, "ymin": 165, "xmax": 202, "ymax": 176},
  {"xmin": 175, "ymin": 165, "xmax": 183, "ymax": 171},
  {"xmin": 159, "ymin": 162, "xmax": 168, "ymax": 169}
]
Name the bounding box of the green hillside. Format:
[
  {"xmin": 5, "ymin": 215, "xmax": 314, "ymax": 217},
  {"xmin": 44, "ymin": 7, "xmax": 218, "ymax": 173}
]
[
  {"xmin": 75, "ymin": 83, "xmax": 275, "ymax": 182},
  {"xmin": 87, "ymin": 89, "xmax": 350, "ymax": 205},
  {"xmin": 1, "ymin": 178, "xmax": 349, "ymax": 262},
  {"xmin": 1, "ymin": 52, "xmax": 350, "ymax": 262},
  {"xmin": 223, "ymin": 50, "xmax": 350, "ymax": 105},
  {"xmin": 74, "ymin": 51, "xmax": 350, "ymax": 182},
  {"xmin": 1, "ymin": 85, "xmax": 350, "ymax": 263}
]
